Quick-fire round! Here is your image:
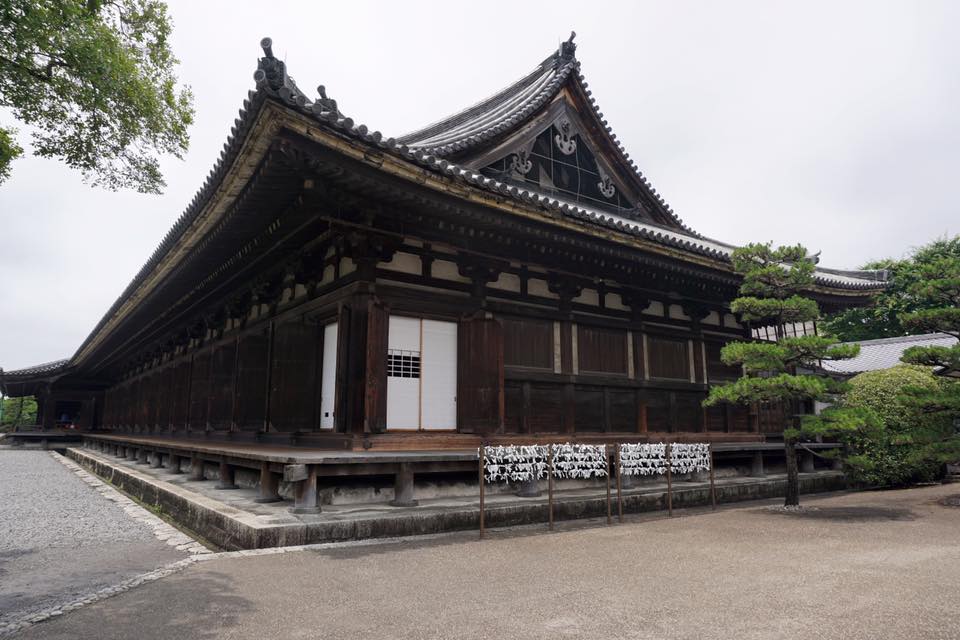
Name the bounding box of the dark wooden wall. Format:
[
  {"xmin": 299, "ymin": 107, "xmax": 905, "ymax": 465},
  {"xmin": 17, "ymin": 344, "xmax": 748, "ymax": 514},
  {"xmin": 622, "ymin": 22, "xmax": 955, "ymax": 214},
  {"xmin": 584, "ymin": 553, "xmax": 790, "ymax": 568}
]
[{"xmin": 97, "ymin": 240, "xmax": 767, "ymax": 442}]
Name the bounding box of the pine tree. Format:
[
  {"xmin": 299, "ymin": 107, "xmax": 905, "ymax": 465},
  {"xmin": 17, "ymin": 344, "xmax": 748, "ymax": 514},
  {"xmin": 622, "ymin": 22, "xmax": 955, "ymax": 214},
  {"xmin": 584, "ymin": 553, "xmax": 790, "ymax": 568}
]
[
  {"xmin": 897, "ymin": 251, "xmax": 960, "ymax": 463},
  {"xmin": 704, "ymin": 243, "xmax": 874, "ymax": 506}
]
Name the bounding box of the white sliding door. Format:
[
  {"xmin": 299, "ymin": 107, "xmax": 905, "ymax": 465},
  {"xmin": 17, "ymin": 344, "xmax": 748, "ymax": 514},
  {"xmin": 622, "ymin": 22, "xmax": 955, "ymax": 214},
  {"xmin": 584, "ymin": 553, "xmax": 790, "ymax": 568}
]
[
  {"xmin": 387, "ymin": 316, "xmax": 422, "ymax": 429},
  {"xmin": 386, "ymin": 316, "xmax": 457, "ymax": 431},
  {"xmin": 319, "ymin": 322, "xmax": 338, "ymax": 430},
  {"xmin": 421, "ymin": 320, "xmax": 458, "ymax": 430}
]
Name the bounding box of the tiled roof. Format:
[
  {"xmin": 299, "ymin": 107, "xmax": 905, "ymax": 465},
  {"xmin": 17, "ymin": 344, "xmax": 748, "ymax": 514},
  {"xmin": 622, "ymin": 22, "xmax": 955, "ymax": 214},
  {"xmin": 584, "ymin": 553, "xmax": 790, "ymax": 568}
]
[
  {"xmin": 821, "ymin": 333, "xmax": 958, "ymax": 375},
  {"xmin": 246, "ymin": 40, "xmax": 888, "ymax": 289},
  {"xmin": 398, "ymin": 49, "xmax": 577, "ymax": 154},
  {"xmin": 2, "ymin": 359, "xmax": 70, "ymax": 378},
  {"xmin": 67, "ymin": 36, "xmax": 889, "ymax": 371},
  {"xmin": 398, "ymin": 33, "xmax": 694, "ymax": 234}
]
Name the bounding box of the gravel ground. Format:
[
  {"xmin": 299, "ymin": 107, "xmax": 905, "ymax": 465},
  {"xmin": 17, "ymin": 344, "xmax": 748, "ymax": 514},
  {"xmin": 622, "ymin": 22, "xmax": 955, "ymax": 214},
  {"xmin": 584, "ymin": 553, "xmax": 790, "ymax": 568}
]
[
  {"xmin": 0, "ymin": 451, "xmax": 185, "ymax": 627},
  {"xmin": 14, "ymin": 482, "xmax": 960, "ymax": 640}
]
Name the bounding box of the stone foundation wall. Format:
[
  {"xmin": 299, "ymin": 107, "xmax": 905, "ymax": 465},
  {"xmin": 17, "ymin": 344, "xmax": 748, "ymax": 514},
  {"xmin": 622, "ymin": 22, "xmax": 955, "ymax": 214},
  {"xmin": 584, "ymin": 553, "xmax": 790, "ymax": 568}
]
[{"xmin": 67, "ymin": 447, "xmax": 848, "ymax": 551}]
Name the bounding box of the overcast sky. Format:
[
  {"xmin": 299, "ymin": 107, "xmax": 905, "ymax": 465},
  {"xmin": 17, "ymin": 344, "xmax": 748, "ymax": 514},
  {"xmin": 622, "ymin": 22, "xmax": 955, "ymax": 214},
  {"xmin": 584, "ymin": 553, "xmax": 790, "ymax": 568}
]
[{"xmin": 1, "ymin": 0, "xmax": 958, "ymax": 370}]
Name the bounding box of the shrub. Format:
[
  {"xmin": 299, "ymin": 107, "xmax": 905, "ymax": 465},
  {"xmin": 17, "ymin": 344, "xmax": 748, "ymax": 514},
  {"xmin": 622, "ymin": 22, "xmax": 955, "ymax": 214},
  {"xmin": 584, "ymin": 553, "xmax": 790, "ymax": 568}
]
[{"xmin": 840, "ymin": 365, "xmax": 947, "ymax": 486}]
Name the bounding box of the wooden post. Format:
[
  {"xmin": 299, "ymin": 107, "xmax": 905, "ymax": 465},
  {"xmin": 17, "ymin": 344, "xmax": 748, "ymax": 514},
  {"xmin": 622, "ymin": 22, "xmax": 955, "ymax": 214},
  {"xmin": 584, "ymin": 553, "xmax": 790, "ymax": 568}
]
[
  {"xmin": 666, "ymin": 442, "xmax": 673, "ymax": 517},
  {"xmin": 478, "ymin": 444, "xmax": 485, "ymax": 539},
  {"xmin": 605, "ymin": 446, "xmax": 612, "ymax": 525},
  {"xmin": 548, "ymin": 444, "xmax": 555, "ymax": 531},
  {"xmin": 616, "ymin": 444, "xmax": 623, "ymax": 523},
  {"xmin": 709, "ymin": 446, "xmax": 717, "ymax": 510}
]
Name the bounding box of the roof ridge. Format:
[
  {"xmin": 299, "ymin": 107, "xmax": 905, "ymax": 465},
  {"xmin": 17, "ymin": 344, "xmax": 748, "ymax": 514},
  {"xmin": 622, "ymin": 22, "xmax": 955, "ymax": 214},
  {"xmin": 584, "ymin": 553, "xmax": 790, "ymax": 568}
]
[
  {"xmin": 397, "ymin": 52, "xmax": 567, "ymax": 146},
  {"xmin": 841, "ymin": 332, "xmax": 957, "ymax": 347}
]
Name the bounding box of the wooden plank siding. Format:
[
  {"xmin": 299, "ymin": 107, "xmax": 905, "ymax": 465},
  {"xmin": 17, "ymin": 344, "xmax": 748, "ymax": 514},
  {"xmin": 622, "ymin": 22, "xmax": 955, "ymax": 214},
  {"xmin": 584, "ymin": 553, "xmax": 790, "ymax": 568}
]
[
  {"xmin": 235, "ymin": 330, "xmax": 270, "ymax": 431},
  {"xmin": 94, "ymin": 238, "xmax": 769, "ymax": 445},
  {"xmin": 457, "ymin": 316, "xmax": 504, "ymax": 434},
  {"xmin": 269, "ymin": 321, "xmax": 320, "ymax": 432}
]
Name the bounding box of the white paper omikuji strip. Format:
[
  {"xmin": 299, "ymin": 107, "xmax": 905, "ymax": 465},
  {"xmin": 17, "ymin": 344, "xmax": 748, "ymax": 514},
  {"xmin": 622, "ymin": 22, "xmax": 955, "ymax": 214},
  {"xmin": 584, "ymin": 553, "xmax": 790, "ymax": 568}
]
[
  {"xmin": 669, "ymin": 443, "xmax": 711, "ymax": 474},
  {"xmin": 618, "ymin": 442, "xmax": 711, "ymax": 476},
  {"xmin": 551, "ymin": 443, "xmax": 608, "ymax": 479},
  {"xmin": 481, "ymin": 445, "xmax": 548, "ymax": 483},
  {"xmin": 619, "ymin": 443, "xmax": 667, "ymax": 477}
]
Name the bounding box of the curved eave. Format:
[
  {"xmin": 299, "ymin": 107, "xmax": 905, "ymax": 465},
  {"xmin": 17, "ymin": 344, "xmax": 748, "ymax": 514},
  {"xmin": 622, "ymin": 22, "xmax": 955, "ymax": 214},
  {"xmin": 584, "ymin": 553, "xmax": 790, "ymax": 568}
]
[
  {"xmin": 66, "ymin": 42, "xmax": 889, "ymax": 376},
  {"xmin": 0, "ymin": 359, "xmax": 71, "ymax": 397},
  {"xmin": 265, "ymin": 100, "xmax": 887, "ymax": 297}
]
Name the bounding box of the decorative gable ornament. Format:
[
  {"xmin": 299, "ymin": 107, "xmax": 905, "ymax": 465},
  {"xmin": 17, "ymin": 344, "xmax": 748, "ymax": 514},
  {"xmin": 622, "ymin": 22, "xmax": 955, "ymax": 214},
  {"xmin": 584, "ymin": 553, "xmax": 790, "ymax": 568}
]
[
  {"xmin": 554, "ymin": 119, "xmax": 577, "ymax": 155},
  {"xmin": 597, "ymin": 166, "xmax": 616, "ymax": 199},
  {"xmin": 508, "ymin": 149, "xmax": 533, "ymax": 176}
]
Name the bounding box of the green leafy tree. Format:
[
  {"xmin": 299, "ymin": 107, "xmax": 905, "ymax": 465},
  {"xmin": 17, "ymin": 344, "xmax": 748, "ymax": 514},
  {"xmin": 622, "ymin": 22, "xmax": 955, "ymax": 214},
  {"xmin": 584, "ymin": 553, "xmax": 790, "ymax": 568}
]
[
  {"xmin": 0, "ymin": 0, "xmax": 193, "ymax": 192},
  {"xmin": 0, "ymin": 395, "xmax": 38, "ymax": 429},
  {"xmin": 839, "ymin": 365, "xmax": 948, "ymax": 486},
  {"xmin": 822, "ymin": 236, "xmax": 960, "ymax": 341},
  {"xmin": 704, "ymin": 243, "xmax": 868, "ymax": 506},
  {"xmin": 896, "ymin": 248, "xmax": 960, "ymax": 462}
]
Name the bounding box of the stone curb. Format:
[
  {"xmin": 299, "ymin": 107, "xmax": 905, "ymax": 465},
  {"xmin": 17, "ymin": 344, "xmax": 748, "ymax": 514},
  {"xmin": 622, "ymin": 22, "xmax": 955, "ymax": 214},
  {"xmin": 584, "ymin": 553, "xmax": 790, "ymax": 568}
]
[
  {"xmin": 0, "ymin": 454, "xmax": 213, "ymax": 638},
  {"xmin": 0, "ymin": 555, "xmax": 206, "ymax": 638},
  {"xmin": 49, "ymin": 451, "xmax": 211, "ymax": 556}
]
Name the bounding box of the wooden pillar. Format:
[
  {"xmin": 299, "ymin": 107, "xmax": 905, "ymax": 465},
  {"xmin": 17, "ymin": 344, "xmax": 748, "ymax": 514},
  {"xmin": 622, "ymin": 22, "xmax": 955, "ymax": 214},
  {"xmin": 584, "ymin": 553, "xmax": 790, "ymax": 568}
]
[
  {"xmin": 290, "ymin": 465, "xmax": 321, "ymax": 514},
  {"xmin": 169, "ymin": 454, "xmax": 184, "ymax": 474},
  {"xmin": 229, "ymin": 333, "xmax": 241, "ymax": 432},
  {"xmin": 216, "ymin": 459, "xmax": 239, "ymax": 490},
  {"xmin": 188, "ymin": 455, "xmax": 205, "ymax": 481},
  {"xmin": 42, "ymin": 394, "xmax": 55, "ymax": 430},
  {"xmin": 602, "ymin": 388, "xmax": 612, "ymax": 433},
  {"xmin": 262, "ymin": 320, "xmax": 275, "ymax": 432},
  {"xmin": 254, "ymin": 461, "xmax": 281, "ymax": 503},
  {"xmin": 750, "ymin": 451, "xmax": 766, "ymax": 477},
  {"xmin": 668, "ymin": 392, "xmax": 678, "ymax": 433},
  {"xmin": 390, "ymin": 463, "xmax": 418, "ymax": 507},
  {"xmin": 337, "ymin": 294, "xmax": 388, "ymax": 435},
  {"xmin": 521, "ymin": 382, "xmax": 532, "ymax": 434}
]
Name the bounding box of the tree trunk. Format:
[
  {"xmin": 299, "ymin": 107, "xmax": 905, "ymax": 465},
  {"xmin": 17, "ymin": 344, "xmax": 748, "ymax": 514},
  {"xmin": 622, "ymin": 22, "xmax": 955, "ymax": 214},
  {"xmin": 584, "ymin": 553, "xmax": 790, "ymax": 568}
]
[{"xmin": 784, "ymin": 437, "xmax": 800, "ymax": 506}]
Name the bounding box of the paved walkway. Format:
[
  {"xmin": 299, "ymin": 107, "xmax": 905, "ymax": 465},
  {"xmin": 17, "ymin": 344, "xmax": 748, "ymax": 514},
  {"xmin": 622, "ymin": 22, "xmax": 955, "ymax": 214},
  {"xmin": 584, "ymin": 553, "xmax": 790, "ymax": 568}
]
[
  {"xmin": 0, "ymin": 451, "xmax": 205, "ymax": 635},
  {"xmin": 13, "ymin": 482, "xmax": 960, "ymax": 639}
]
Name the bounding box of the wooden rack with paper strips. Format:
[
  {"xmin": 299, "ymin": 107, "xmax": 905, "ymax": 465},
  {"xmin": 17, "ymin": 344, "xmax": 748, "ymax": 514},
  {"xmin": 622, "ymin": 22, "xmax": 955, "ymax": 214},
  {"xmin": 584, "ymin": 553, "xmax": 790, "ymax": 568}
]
[{"xmin": 478, "ymin": 442, "xmax": 716, "ymax": 538}]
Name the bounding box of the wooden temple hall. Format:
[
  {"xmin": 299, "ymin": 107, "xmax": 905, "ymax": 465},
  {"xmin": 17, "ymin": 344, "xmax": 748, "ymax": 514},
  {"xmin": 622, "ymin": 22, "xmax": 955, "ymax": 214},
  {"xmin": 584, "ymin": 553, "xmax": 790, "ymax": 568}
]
[{"xmin": 2, "ymin": 35, "xmax": 887, "ymax": 508}]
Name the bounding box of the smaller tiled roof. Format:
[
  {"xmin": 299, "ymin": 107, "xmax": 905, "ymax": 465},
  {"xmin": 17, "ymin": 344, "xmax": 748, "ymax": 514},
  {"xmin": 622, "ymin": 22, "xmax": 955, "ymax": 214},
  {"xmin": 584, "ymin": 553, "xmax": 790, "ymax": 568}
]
[
  {"xmin": 821, "ymin": 333, "xmax": 958, "ymax": 375},
  {"xmin": 2, "ymin": 359, "xmax": 71, "ymax": 378}
]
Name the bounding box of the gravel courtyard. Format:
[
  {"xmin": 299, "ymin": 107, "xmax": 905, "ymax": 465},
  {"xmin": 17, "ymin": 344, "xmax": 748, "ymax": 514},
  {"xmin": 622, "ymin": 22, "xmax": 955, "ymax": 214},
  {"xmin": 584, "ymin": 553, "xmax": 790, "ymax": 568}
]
[
  {"xmin": 0, "ymin": 450, "xmax": 188, "ymax": 630},
  {"xmin": 14, "ymin": 481, "xmax": 960, "ymax": 640}
]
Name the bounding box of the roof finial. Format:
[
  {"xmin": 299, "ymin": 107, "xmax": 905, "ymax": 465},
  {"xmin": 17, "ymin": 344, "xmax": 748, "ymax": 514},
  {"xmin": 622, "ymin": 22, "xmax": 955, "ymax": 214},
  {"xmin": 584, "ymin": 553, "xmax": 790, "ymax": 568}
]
[
  {"xmin": 260, "ymin": 37, "xmax": 274, "ymax": 58},
  {"xmin": 560, "ymin": 31, "xmax": 577, "ymax": 59}
]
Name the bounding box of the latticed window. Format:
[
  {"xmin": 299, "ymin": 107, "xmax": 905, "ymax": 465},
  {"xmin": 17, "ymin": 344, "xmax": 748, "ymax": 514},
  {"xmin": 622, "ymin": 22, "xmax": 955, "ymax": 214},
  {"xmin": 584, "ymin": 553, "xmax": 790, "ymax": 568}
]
[
  {"xmin": 387, "ymin": 349, "xmax": 421, "ymax": 378},
  {"xmin": 481, "ymin": 126, "xmax": 632, "ymax": 214}
]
